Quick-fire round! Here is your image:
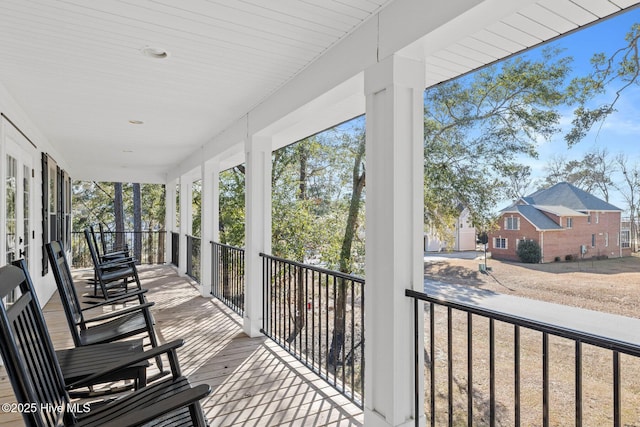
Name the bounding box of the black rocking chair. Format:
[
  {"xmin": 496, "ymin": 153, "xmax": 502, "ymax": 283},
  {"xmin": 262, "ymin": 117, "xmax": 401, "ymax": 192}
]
[
  {"xmin": 46, "ymin": 241, "xmax": 163, "ymax": 372},
  {"xmin": 84, "ymin": 227, "xmax": 142, "ymax": 298},
  {"xmin": 0, "ymin": 261, "xmax": 211, "ymax": 427}
]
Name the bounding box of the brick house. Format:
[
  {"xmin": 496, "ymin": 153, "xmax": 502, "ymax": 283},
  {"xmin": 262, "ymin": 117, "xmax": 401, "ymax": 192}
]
[{"xmin": 489, "ymin": 182, "xmax": 632, "ymax": 263}]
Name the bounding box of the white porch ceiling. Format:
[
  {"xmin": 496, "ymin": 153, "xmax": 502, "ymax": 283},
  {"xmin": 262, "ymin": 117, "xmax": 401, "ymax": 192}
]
[{"xmin": 0, "ymin": 0, "xmax": 638, "ymax": 183}]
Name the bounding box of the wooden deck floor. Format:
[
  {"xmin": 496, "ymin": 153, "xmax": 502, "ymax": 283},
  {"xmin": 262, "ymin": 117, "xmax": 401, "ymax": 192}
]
[{"xmin": 0, "ymin": 265, "xmax": 364, "ymax": 426}]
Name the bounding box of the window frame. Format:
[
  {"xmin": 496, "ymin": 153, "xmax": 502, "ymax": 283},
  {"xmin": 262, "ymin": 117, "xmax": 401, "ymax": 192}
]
[
  {"xmin": 494, "ymin": 237, "xmax": 507, "ymax": 249},
  {"xmin": 505, "ymin": 216, "xmax": 519, "ymax": 231}
]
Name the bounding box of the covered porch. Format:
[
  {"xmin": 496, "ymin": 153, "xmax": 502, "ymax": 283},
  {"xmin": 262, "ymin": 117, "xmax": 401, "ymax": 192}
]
[
  {"xmin": 0, "ymin": 264, "xmax": 364, "ymax": 426},
  {"xmin": 2, "ymin": 1, "xmax": 640, "ymax": 426}
]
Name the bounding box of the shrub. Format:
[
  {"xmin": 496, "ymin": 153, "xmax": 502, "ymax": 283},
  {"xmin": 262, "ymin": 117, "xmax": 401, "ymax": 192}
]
[
  {"xmin": 554, "ymin": 256, "xmax": 561, "ymax": 262},
  {"xmin": 516, "ymin": 240, "xmax": 541, "ymax": 263},
  {"xmin": 565, "ymin": 254, "xmax": 574, "ymax": 261}
]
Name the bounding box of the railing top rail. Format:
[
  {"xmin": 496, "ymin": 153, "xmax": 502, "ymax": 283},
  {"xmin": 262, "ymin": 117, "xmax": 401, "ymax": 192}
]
[
  {"xmin": 185, "ymin": 234, "xmax": 201, "ymax": 240},
  {"xmin": 406, "ymin": 288, "xmax": 640, "ymax": 358},
  {"xmin": 260, "ymin": 252, "xmax": 364, "ymax": 283},
  {"xmin": 211, "ymin": 241, "xmax": 245, "ymax": 251}
]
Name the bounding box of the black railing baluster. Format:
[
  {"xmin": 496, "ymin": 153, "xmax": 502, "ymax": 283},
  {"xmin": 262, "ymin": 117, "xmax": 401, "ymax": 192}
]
[
  {"xmin": 351, "ymin": 278, "xmax": 355, "ymax": 399},
  {"xmin": 210, "ymin": 242, "xmax": 245, "ymax": 316},
  {"xmin": 311, "ymin": 270, "xmax": 316, "ymax": 371},
  {"xmin": 515, "ymin": 325, "xmax": 521, "ymax": 427},
  {"xmin": 575, "ymin": 340, "xmax": 582, "ymax": 427},
  {"xmin": 305, "ymin": 268, "xmax": 309, "ymax": 365},
  {"xmin": 613, "ymin": 351, "xmax": 620, "ymax": 427},
  {"xmin": 543, "ymin": 332, "xmax": 549, "ymax": 427},
  {"xmin": 467, "ymin": 312, "xmax": 473, "ymax": 427},
  {"xmin": 414, "ymin": 297, "xmax": 419, "ymax": 427},
  {"xmin": 490, "ymin": 318, "xmax": 495, "ymax": 427},
  {"xmin": 430, "ymin": 302, "xmax": 436, "ymax": 427},
  {"xmin": 70, "ymin": 230, "xmax": 168, "ymax": 268},
  {"xmin": 448, "ymin": 307, "xmax": 453, "ymax": 427},
  {"xmin": 407, "ymin": 288, "xmax": 640, "ymax": 427},
  {"xmin": 258, "ymin": 253, "xmax": 364, "ymax": 408}
]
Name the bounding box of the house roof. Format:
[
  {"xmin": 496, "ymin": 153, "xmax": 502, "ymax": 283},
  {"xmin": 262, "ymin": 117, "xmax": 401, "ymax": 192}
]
[
  {"xmin": 499, "ymin": 182, "xmax": 621, "ymax": 231},
  {"xmin": 505, "ymin": 205, "xmax": 564, "ymax": 231},
  {"xmin": 520, "ymin": 182, "xmax": 621, "ymax": 212},
  {"xmin": 531, "ymin": 205, "xmax": 589, "ymax": 217}
]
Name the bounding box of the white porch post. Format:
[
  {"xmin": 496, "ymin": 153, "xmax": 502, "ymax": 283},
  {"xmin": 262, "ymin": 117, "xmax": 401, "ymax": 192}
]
[
  {"xmin": 165, "ymin": 179, "xmax": 177, "ymax": 265},
  {"xmin": 364, "ymin": 55, "xmax": 425, "ymax": 427},
  {"xmin": 178, "ymin": 176, "xmax": 190, "ymax": 276},
  {"xmin": 200, "ymin": 158, "xmax": 220, "ymax": 297},
  {"xmin": 243, "ymin": 135, "xmax": 272, "ymax": 338}
]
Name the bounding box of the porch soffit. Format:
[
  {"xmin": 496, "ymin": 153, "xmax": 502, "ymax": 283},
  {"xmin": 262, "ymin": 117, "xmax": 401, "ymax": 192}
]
[{"xmin": 0, "ymin": 0, "xmax": 638, "ymax": 183}]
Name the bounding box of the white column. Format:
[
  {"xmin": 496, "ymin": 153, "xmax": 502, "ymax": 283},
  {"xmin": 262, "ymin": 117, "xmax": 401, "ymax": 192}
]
[
  {"xmin": 165, "ymin": 179, "xmax": 177, "ymax": 265},
  {"xmin": 178, "ymin": 176, "xmax": 190, "ymax": 276},
  {"xmin": 364, "ymin": 55, "xmax": 425, "ymax": 427},
  {"xmin": 200, "ymin": 158, "xmax": 220, "ymax": 297},
  {"xmin": 243, "ymin": 135, "xmax": 272, "ymax": 338}
]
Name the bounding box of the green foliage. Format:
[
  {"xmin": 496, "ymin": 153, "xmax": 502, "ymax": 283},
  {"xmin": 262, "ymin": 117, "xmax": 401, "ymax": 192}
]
[
  {"xmin": 219, "ymin": 166, "xmax": 245, "ymax": 247},
  {"xmin": 424, "ymin": 47, "xmax": 575, "ymax": 239},
  {"xmin": 270, "ymin": 121, "xmax": 366, "ymax": 274},
  {"xmin": 517, "ymin": 240, "xmax": 541, "ymax": 264},
  {"xmin": 191, "ymin": 180, "xmax": 201, "ymax": 237},
  {"xmin": 72, "ymin": 181, "xmax": 165, "ymax": 231},
  {"xmin": 565, "ymin": 23, "xmax": 640, "ymax": 146}
]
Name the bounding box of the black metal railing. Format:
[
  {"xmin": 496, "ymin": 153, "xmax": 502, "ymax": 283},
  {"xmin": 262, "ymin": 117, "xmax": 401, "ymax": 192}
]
[
  {"xmin": 71, "ymin": 230, "xmax": 166, "ymax": 268},
  {"xmin": 211, "ymin": 242, "xmax": 245, "ymax": 316},
  {"xmin": 406, "ymin": 288, "xmax": 640, "ymax": 427},
  {"xmin": 171, "ymin": 232, "xmax": 179, "ymax": 267},
  {"xmin": 260, "ymin": 253, "xmax": 364, "ymax": 407},
  {"xmin": 185, "ymin": 235, "xmax": 201, "ymax": 283}
]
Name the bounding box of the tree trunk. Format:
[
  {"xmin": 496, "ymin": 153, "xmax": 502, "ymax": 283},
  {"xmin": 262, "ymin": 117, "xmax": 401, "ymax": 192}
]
[
  {"xmin": 287, "ymin": 143, "xmax": 309, "ymax": 343},
  {"xmin": 133, "ymin": 183, "xmax": 142, "ymax": 264},
  {"xmin": 328, "ymin": 135, "xmax": 365, "ymax": 368},
  {"xmin": 114, "ymin": 182, "xmax": 125, "ymax": 250}
]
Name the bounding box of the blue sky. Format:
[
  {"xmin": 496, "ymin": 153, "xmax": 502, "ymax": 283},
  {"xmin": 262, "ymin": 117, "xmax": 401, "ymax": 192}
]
[{"xmin": 507, "ymin": 8, "xmax": 640, "ymax": 212}]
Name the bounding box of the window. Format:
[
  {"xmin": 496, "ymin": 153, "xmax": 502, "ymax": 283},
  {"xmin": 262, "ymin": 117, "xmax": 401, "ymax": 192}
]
[
  {"xmin": 566, "ymin": 217, "xmax": 573, "ymax": 229},
  {"xmin": 605, "ymin": 232, "xmax": 609, "ymax": 247},
  {"xmin": 621, "ymin": 230, "xmax": 631, "ymax": 248},
  {"xmin": 595, "ymin": 212, "xmax": 600, "ymax": 224},
  {"xmin": 505, "ymin": 216, "xmax": 519, "ymax": 230},
  {"xmin": 587, "ymin": 214, "xmax": 591, "ymax": 224},
  {"xmin": 591, "ymin": 234, "xmax": 596, "ymax": 247},
  {"xmin": 494, "ymin": 237, "xmax": 507, "ymax": 249},
  {"xmin": 41, "ymin": 153, "xmax": 71, "ymax": 276}
]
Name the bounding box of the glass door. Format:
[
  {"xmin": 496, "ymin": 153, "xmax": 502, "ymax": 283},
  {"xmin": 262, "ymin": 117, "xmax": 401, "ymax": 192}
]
[{"xmin": 5, "ymin": 137, "xmax": 34, "ymax": 270}]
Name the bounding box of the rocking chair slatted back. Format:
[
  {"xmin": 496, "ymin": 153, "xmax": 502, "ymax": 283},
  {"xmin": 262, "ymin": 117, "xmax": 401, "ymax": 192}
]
[
  {"xmin": 47, "ymin": 241, "xmax": 85, "ymax": 341},
  {"xmin": 0, "ymin": 260, "xmax": 74, "ymax": 427}
]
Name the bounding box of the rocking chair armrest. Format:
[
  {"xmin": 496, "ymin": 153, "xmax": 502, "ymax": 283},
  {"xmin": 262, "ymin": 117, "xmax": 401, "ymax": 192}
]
[
  {"xmin": 80, "ymin": 289, "xmax": 148, "ymax": 311},
  {"xmin": 68, "ymin": 340, "xmax": 186, "ymax": 389},
  {"xmin": 96, "ymin": 257, "xmax": 137, "ymax": 269},
  {"xmin": 101, "ymin": 249, "xmax": 129, "ymax": 258},
  {"xmin": 83, "ymin": 302, "xmax": 154, "ymax": 323},
  {"xmin": 87, "ymin": 384, "xmax": 211, "ymax": 427}
]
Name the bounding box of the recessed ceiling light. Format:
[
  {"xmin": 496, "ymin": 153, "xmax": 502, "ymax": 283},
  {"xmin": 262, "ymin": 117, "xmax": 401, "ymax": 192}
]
[
  {"xmin": 141, "ymin": 46, "xmax": 169, "ymax": 59},
  {"xmin": 128, "ymin": 120, "xmax": 144, "ymax": 125}
]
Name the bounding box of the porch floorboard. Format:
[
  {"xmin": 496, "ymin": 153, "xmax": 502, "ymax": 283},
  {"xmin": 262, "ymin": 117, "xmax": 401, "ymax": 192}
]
[{"xmin": 0, "ymin": 265, "xmax": 364, "ymax": 427}]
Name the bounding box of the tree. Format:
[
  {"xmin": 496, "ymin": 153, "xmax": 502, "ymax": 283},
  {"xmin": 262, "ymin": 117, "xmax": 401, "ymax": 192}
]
[
  {"xmin": 614, "ymin": 154, "xmax": 640, "ymax": 252},
  {"xmin": 503, "ymin": 163, "xmax": 533, "ymax": 201},
  {"xmin": 541, "ymin": 148, "xmax": 615, "ymax": 201},
  {"xmin": 424, "ymin": 47, "xmax": 574, "ymax": 238},
  {"xmin": 114, "ymin": 182, "xmax": 125, "ymax": 249},
  {"xmin": 219, "ymin": 166, "xmax": 245, "ymax": 247},
  {"xmin": 566, "ymin": 24, "xmax": 640, "ymax": 146},
  {"xmin": 328, "ymin": 128, "xmax": 365, "ymax": 368}
]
